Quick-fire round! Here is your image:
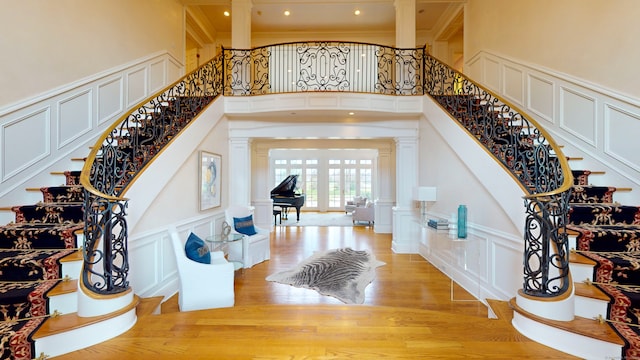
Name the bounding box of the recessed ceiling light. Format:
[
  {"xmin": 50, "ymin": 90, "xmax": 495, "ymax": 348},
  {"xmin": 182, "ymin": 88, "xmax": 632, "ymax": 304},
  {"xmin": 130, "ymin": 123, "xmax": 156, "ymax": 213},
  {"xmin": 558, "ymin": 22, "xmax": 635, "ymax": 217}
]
[
  {"xmin": 348, "ymin": 112, "xmax": 355, "ymax": 116},
  {"xmin": 354, "ymin": 10, "xmax": 361, "ymax": 16},
  {"xmin": 223, "ymin": 11, "xmax": 230, "ymax": 17},
  {"xmin": 284, "ymin": 10, "xmax": 290, "ymax": 16}
]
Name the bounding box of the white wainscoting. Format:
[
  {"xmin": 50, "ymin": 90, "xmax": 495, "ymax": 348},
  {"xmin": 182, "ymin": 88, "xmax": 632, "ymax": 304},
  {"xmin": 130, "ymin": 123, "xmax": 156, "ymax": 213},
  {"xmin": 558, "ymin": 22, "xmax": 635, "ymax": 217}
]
[
  {"xmin": 467, "ymin": 50, "xmax": 640, "ymax": 205},
  {"xmin": 0, "ymin": 51, "xmax": 183, "ymax": 213},
  {"xmin": 419, "ymin": 221, "xmax": 523, "ymax": 302},
  {"xmin": 128, "ymin": 212, "xmax": 227, "ymax": 299}
]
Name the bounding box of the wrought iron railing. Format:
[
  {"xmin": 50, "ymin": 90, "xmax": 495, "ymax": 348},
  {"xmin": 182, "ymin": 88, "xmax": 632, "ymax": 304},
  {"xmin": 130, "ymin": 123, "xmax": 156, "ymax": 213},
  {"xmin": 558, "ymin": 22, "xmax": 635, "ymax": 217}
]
[
  {"xmin": 423, "ymin": 54, "xmax": 574, "ymax": 297},
  {"xmin": 222, "ymin": 41, "xmax": 424, "ymax": 95},
  {"xmin": 79, "ymin": 55, "xmax": 224, "ymax": 295},
  {"xmin": 79, "ymin": 41, "xmax": 572, "ymax": 300}
]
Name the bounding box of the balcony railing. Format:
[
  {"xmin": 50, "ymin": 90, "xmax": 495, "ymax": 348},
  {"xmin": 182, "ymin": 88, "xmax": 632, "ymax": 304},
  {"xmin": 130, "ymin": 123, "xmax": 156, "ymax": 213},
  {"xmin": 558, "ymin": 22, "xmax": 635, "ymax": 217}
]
[{"xmin": 80, "ymin": 41, "xmax": 572, "ymax": 301}]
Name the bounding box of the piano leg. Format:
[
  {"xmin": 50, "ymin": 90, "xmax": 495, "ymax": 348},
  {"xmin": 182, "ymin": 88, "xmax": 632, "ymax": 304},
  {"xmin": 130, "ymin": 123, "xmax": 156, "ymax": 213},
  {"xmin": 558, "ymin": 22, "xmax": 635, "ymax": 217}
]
[{"xmin": 295, "ymin": 207, "xmax": 301, "ymax": 222}]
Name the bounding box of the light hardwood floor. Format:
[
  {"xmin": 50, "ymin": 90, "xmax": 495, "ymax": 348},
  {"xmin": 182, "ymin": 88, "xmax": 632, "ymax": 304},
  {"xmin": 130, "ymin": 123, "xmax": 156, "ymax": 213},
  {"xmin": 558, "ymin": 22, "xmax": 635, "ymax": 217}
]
[{"xmin": 57, "ymin": 225, "xmax": 577, "ymax": 359}]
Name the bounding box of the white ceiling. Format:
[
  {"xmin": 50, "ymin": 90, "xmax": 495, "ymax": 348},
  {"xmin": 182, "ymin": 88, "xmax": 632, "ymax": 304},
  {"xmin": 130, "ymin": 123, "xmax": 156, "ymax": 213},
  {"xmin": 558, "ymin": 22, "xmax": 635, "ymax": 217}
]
[{"xmin": 183, "ymin": 0, "xmax": 464, "ymax": 35}]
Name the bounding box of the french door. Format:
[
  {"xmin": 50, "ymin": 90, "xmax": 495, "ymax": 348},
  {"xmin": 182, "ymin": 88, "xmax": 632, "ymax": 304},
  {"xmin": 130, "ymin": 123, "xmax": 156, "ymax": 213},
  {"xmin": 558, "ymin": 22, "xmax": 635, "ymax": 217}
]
[{"xmin": 271, "ymin": 150, "xmax": 376, "ymax": 211}]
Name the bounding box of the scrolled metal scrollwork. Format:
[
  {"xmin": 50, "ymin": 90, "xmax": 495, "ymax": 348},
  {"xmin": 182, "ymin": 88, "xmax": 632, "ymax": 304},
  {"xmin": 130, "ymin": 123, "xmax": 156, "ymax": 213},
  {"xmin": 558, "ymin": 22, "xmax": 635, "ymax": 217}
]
[
  {"xmin": 423, "ymin": 52, "xmax": 573, "ymax": 297},
  {"xmin": 223, "ymin": 41, "xmax": 423, "ymax": 95},
  {"xmin": 82, "ymin": 55, "xmax": 224, "ymax": 296}
]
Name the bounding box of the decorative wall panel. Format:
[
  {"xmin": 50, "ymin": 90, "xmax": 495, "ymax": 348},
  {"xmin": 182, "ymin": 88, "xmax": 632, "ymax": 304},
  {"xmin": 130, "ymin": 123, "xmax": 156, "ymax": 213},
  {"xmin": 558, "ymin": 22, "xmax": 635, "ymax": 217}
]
[
  {"xmin": 97, "ymin": 76, "xmax": 124, "ymax": 125},
  {"xmin": 605, "ymin": 104, "xmax": 640, "ymax": 170},
  {"xmin": 560, "ymin": 87, "xmax": 596, "ymax": 146},
  {"xmin": 483, "ymin": 57, "xmax": 501, "ymax": 93},
  {"xmin": 527, "ymin": 74, "xmax": 554, "ymax": 123},
  {"xmin": 126, "ymin": 67, "xmax": 148, "ymax": 107},
  {"xmin": 503, "ymin": 65, "xmax": 524, "ymax": 106},
  {"xmin": 2, "ymin": 108, "xmax": 50, "ymax": 181},
  {"xmin": 128, "ymin": 236, "xmax": 161, "ymax": 295},
  {"xmin": 57, "ymin": 89, "xmax": 92, "ymax": 149},
  {"xmin": 149, "ymin": 59, "xmax": 166, "ymax": 93},
  {"xmin": 492, "ymin": 240, "xmax": 523, "ymax": 298}
]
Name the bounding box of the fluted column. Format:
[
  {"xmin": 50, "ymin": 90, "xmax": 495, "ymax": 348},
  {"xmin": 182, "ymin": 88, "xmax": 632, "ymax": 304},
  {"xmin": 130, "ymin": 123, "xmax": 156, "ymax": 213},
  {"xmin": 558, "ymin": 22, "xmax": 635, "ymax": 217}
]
[{"xmin": 394, "ymin": 0, "xmax": 416, "ymax": 48}]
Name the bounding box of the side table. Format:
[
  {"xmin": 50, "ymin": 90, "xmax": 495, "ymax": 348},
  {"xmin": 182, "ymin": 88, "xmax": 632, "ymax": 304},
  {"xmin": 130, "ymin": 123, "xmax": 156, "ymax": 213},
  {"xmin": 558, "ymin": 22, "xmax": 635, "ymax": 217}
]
[{"xmin": 206, "ymin": 233, "xmax": 245, "ymax": 271}]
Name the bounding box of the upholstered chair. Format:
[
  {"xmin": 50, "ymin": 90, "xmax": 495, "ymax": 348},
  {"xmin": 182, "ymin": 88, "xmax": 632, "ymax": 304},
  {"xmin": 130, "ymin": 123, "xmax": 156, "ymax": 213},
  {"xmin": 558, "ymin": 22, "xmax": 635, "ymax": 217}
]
[
  {"xmin": 224, "ymin": 204, "xmax": 271, "ymax": 268},
  {"xmin": 169, "ymin": 226, "xmax": 234, "ymax": 311},
  {"xmin": 352, "ymin": 201, "xmax": 375, "ymax": 225}
]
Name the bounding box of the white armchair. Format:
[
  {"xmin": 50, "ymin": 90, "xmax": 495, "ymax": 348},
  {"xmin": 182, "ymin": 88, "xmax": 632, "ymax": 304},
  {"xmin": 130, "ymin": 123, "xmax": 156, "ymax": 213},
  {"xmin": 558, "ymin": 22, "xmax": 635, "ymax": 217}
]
[
  {"xmin": 345, "ymin": 196, "xmax": 367, "ymax": 213},
  {"xmin": 169, "ymin": 226, "xmax": 234, "ymax": 312},
  {"xmin": 224, "ymin": 204, "xmax": 271, "ymax": 268},
  {"xmin": 352, "ymin": 201, "xmax": 375, "ymax": 225}
]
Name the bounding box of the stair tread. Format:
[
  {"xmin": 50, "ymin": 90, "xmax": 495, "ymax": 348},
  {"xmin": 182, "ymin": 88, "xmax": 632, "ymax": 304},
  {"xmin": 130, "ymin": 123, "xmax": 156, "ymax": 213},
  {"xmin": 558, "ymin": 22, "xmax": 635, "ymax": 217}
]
[
  {"xmin": 575, "ymin": 281, "xmax": 610, "ymax": 301},
  {"xmin": 60, "ymin": 249, "xmax": 83, "ymax": 262},
  {"xmin": 48, "ymin": 279, "xmax": 78, "ymax": 296},
  {"xmin": 33, "ymin": 294, "xmax": 139, "ymax": 339},
  {"xmin": 570, "ymin": 252, "xmax": 597, "ymax": 265},
  {"xmin": 509, "ymin": 297, "xmax": 625, "ymax": 345}
]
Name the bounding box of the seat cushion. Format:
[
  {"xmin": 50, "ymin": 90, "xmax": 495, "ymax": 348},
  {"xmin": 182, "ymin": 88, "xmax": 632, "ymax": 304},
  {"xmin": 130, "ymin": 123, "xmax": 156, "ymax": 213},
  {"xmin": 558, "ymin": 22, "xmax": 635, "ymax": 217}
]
[
  {"xmin": 185, "ymin": 232, "xmax": 211, "ymax": 264},
  {"xmin": 234, "ymin": 215, "xmax": 257, "ymax": 236}
]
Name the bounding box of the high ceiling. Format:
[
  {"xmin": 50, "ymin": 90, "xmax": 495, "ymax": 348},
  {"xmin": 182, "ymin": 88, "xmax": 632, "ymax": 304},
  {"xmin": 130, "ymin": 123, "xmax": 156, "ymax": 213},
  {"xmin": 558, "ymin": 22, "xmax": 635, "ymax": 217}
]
[{"xmin": 183, "ymin": 0, "xmax": 464, "ymax": 37}]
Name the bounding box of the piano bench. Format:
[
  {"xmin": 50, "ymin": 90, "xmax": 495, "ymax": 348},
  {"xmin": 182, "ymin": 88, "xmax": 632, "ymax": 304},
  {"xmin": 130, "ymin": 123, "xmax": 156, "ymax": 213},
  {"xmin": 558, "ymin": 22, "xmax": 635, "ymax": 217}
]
[{"xmin": 273, "ymin": 208, "xmax": 282, "ymax": 225}]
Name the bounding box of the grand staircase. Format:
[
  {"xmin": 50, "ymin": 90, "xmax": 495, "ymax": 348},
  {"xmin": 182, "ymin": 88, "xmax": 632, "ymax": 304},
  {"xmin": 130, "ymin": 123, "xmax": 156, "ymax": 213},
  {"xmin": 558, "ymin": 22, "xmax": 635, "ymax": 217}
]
[
  {"xmin": 509, "ymin": 155, "xmax": 640, "ymax": 359},
  {"xmin": 0, "ymin": 169, "xmax": 150, "ymax": 359}
]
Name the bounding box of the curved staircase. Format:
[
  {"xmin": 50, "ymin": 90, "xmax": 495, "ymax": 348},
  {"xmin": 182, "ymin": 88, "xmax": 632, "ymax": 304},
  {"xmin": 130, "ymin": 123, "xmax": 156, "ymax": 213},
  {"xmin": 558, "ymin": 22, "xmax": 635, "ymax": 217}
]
[
  {"xmin": 512, "ymin": 159, "xmax": 640, "ymax": 359},
  {"xmin": 0, "ymin": 170, "xmax": 147, "ymax": 359}
]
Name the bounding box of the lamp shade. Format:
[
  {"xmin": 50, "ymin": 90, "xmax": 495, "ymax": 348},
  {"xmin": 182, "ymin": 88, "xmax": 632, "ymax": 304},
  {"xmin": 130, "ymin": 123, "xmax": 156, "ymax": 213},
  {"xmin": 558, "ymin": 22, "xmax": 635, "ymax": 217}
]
[{"xmin": 413, "ymin": 186, "xmax": 437, "ymax": 201}]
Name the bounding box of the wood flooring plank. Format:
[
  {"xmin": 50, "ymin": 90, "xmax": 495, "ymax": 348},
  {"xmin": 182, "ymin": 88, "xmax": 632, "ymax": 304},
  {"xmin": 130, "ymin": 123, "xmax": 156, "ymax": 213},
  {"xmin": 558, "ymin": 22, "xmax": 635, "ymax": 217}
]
[{"xmin": 56, "ymin": 225, "xmax": 579, "ymax": 360}]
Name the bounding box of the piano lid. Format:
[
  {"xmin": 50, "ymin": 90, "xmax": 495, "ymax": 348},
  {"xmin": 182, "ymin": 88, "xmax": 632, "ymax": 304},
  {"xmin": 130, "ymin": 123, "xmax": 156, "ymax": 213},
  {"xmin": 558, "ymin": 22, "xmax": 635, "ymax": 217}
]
[{"xmin": 271, "ymin": 174, "xmax": 299, "ymax": 197}]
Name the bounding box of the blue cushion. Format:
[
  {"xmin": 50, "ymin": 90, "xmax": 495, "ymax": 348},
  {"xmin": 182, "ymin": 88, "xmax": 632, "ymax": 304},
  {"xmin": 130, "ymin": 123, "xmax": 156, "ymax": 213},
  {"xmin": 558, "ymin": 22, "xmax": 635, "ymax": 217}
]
[
  {"xmin": 184, "ymin": 232, "xmax": 211, "ymax": 264},
  {"xmin": 233, "ymin": 215, "xmax": 257, "ymax": 236}
]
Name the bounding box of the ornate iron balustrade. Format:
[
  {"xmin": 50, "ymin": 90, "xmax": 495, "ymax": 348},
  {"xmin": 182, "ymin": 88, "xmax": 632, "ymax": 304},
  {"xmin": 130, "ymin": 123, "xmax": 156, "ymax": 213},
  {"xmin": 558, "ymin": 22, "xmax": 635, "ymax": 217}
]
[
  {"xmin": 79, "ymin": 41, "xmax": 572, "ymax": 301},
  {"xmin": 222, "ymin": 42, "xmax": 424, "ymax": 95},
  {"xmin": 79, "ymin": 55, "xmax": 224, "ymax": 295},
  {"xmin": 423, "ymin": 54, "xmax": 574, "ymax": 297}
]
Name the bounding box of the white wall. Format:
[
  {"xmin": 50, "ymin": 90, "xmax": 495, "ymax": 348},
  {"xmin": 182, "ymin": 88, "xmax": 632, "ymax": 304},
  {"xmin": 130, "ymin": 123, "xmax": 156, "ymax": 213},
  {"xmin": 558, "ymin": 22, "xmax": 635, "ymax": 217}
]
[
  {"xmin": 465, "ymin": 50, "xmax": 640, "ymax": 205},
  {"xmin": 465, "ymin": 0, "xmax": 640, "ymax": 100},
  {"xmin": 417, "ymin": 96, "xmax": 526, "ymax": 301},
  {"xmin": 0, "ymin": 0, "xmax": 186, "ymax": 222},
  {"xmin": 0, "ymin": 0, "xmax": 185, "ymax": 108},
  {"xmin": 0, "ymin": 52, "xmax": 183, "ymax": 220}
]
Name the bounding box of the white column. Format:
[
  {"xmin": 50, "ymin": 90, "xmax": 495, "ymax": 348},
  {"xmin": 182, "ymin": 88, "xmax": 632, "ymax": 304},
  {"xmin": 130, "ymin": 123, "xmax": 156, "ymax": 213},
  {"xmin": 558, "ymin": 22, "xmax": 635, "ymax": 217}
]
[
  {"xmin": 228, "ymin": 137, "xmax": 251, "ymax": 207},
  {"xmin": 392, "ymin": 136, "xmax": 420, "ymax": 253},
  {"xmin": 394, "ymin": 0, "xmax": 416, "ymax": 48},
  {"xmin": 231, "ymin": 0, "xmax": 252, "ymax": 49}
]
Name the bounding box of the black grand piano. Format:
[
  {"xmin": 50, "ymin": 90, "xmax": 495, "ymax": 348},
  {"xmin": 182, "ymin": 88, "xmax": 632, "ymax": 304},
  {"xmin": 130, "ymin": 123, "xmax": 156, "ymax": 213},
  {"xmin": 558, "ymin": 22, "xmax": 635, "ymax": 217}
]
[{"xmin": 271, "ymin": 174, "xmax": 305, "ymax": 222}]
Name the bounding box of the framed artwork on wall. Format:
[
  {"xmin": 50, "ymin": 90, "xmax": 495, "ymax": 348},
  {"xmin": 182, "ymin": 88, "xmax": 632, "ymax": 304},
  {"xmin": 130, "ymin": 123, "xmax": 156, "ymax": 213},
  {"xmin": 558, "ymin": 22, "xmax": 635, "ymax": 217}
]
[{"xmin": 199, "ymin": 151, "xmax": 221, "ymax": 211}]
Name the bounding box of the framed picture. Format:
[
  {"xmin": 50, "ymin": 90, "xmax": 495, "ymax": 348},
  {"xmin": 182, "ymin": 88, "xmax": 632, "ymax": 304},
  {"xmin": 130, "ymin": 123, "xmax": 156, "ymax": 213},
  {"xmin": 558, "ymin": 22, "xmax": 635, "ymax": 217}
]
[{"xmin": 199, "ymin": 151, "xmax": 221, "ymax": 210}]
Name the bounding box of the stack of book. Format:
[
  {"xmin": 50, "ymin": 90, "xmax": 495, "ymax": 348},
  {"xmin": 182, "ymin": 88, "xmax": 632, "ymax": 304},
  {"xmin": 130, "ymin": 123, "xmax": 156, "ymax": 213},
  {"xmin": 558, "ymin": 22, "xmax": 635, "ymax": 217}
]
[{"xmin": 427, "ymin": 218, "xmax": 449, "ymax": 230}]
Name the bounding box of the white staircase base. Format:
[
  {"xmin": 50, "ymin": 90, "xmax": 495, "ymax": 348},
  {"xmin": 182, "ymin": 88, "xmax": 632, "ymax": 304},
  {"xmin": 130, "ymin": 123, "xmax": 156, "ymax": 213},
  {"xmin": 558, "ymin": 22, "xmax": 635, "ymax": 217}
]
[
  {"xmin": 512, "ymin": 311, "xmax": 622, "ymax": 360},
  {"xmin": 34, "ymin": 306, "xmax": 137, "ymax": 358},
  {"xmin": 49, "ymin": 291, "xmax": 78, "ymax": 315},
  {"xmin": 516, "ymin": 290, "xmax": 575, "ymax": 321},
  {"xmin": 570, "ymin": 262, "xmax": 595, "ymax": 284},
  {"xmin": 575, "ymin": 294, "xmax": 609, "ymax": 319}
]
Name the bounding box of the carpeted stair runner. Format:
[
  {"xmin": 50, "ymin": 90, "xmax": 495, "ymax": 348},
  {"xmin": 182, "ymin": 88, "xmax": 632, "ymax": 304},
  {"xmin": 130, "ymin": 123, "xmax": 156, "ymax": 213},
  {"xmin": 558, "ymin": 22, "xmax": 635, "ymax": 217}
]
[
  {"xmin": 0, "ymin": 171, "xmax": 83, "ymax": 360},
  {"xmin": 568, "ymin": 169, "xmax": 640, "ymax": 359}
]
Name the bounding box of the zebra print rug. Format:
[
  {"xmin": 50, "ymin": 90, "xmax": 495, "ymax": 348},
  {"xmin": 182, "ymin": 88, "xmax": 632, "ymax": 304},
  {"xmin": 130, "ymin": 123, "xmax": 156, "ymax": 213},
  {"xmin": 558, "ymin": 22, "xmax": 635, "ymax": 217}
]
[{"xmin": 266, "ymin": 248, "xmax": 385, "ymax": 304}]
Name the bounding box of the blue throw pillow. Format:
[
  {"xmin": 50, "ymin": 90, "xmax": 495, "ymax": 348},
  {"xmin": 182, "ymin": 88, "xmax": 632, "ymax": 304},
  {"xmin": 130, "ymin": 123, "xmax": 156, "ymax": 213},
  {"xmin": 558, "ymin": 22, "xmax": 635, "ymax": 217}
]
[
  {"xmin": 184, "ymin": 232, "xmax": 211, "ymax": 264},
  {"xmin": 234, "ymin": 215, "xmax": 257, "ymax": 236}
]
